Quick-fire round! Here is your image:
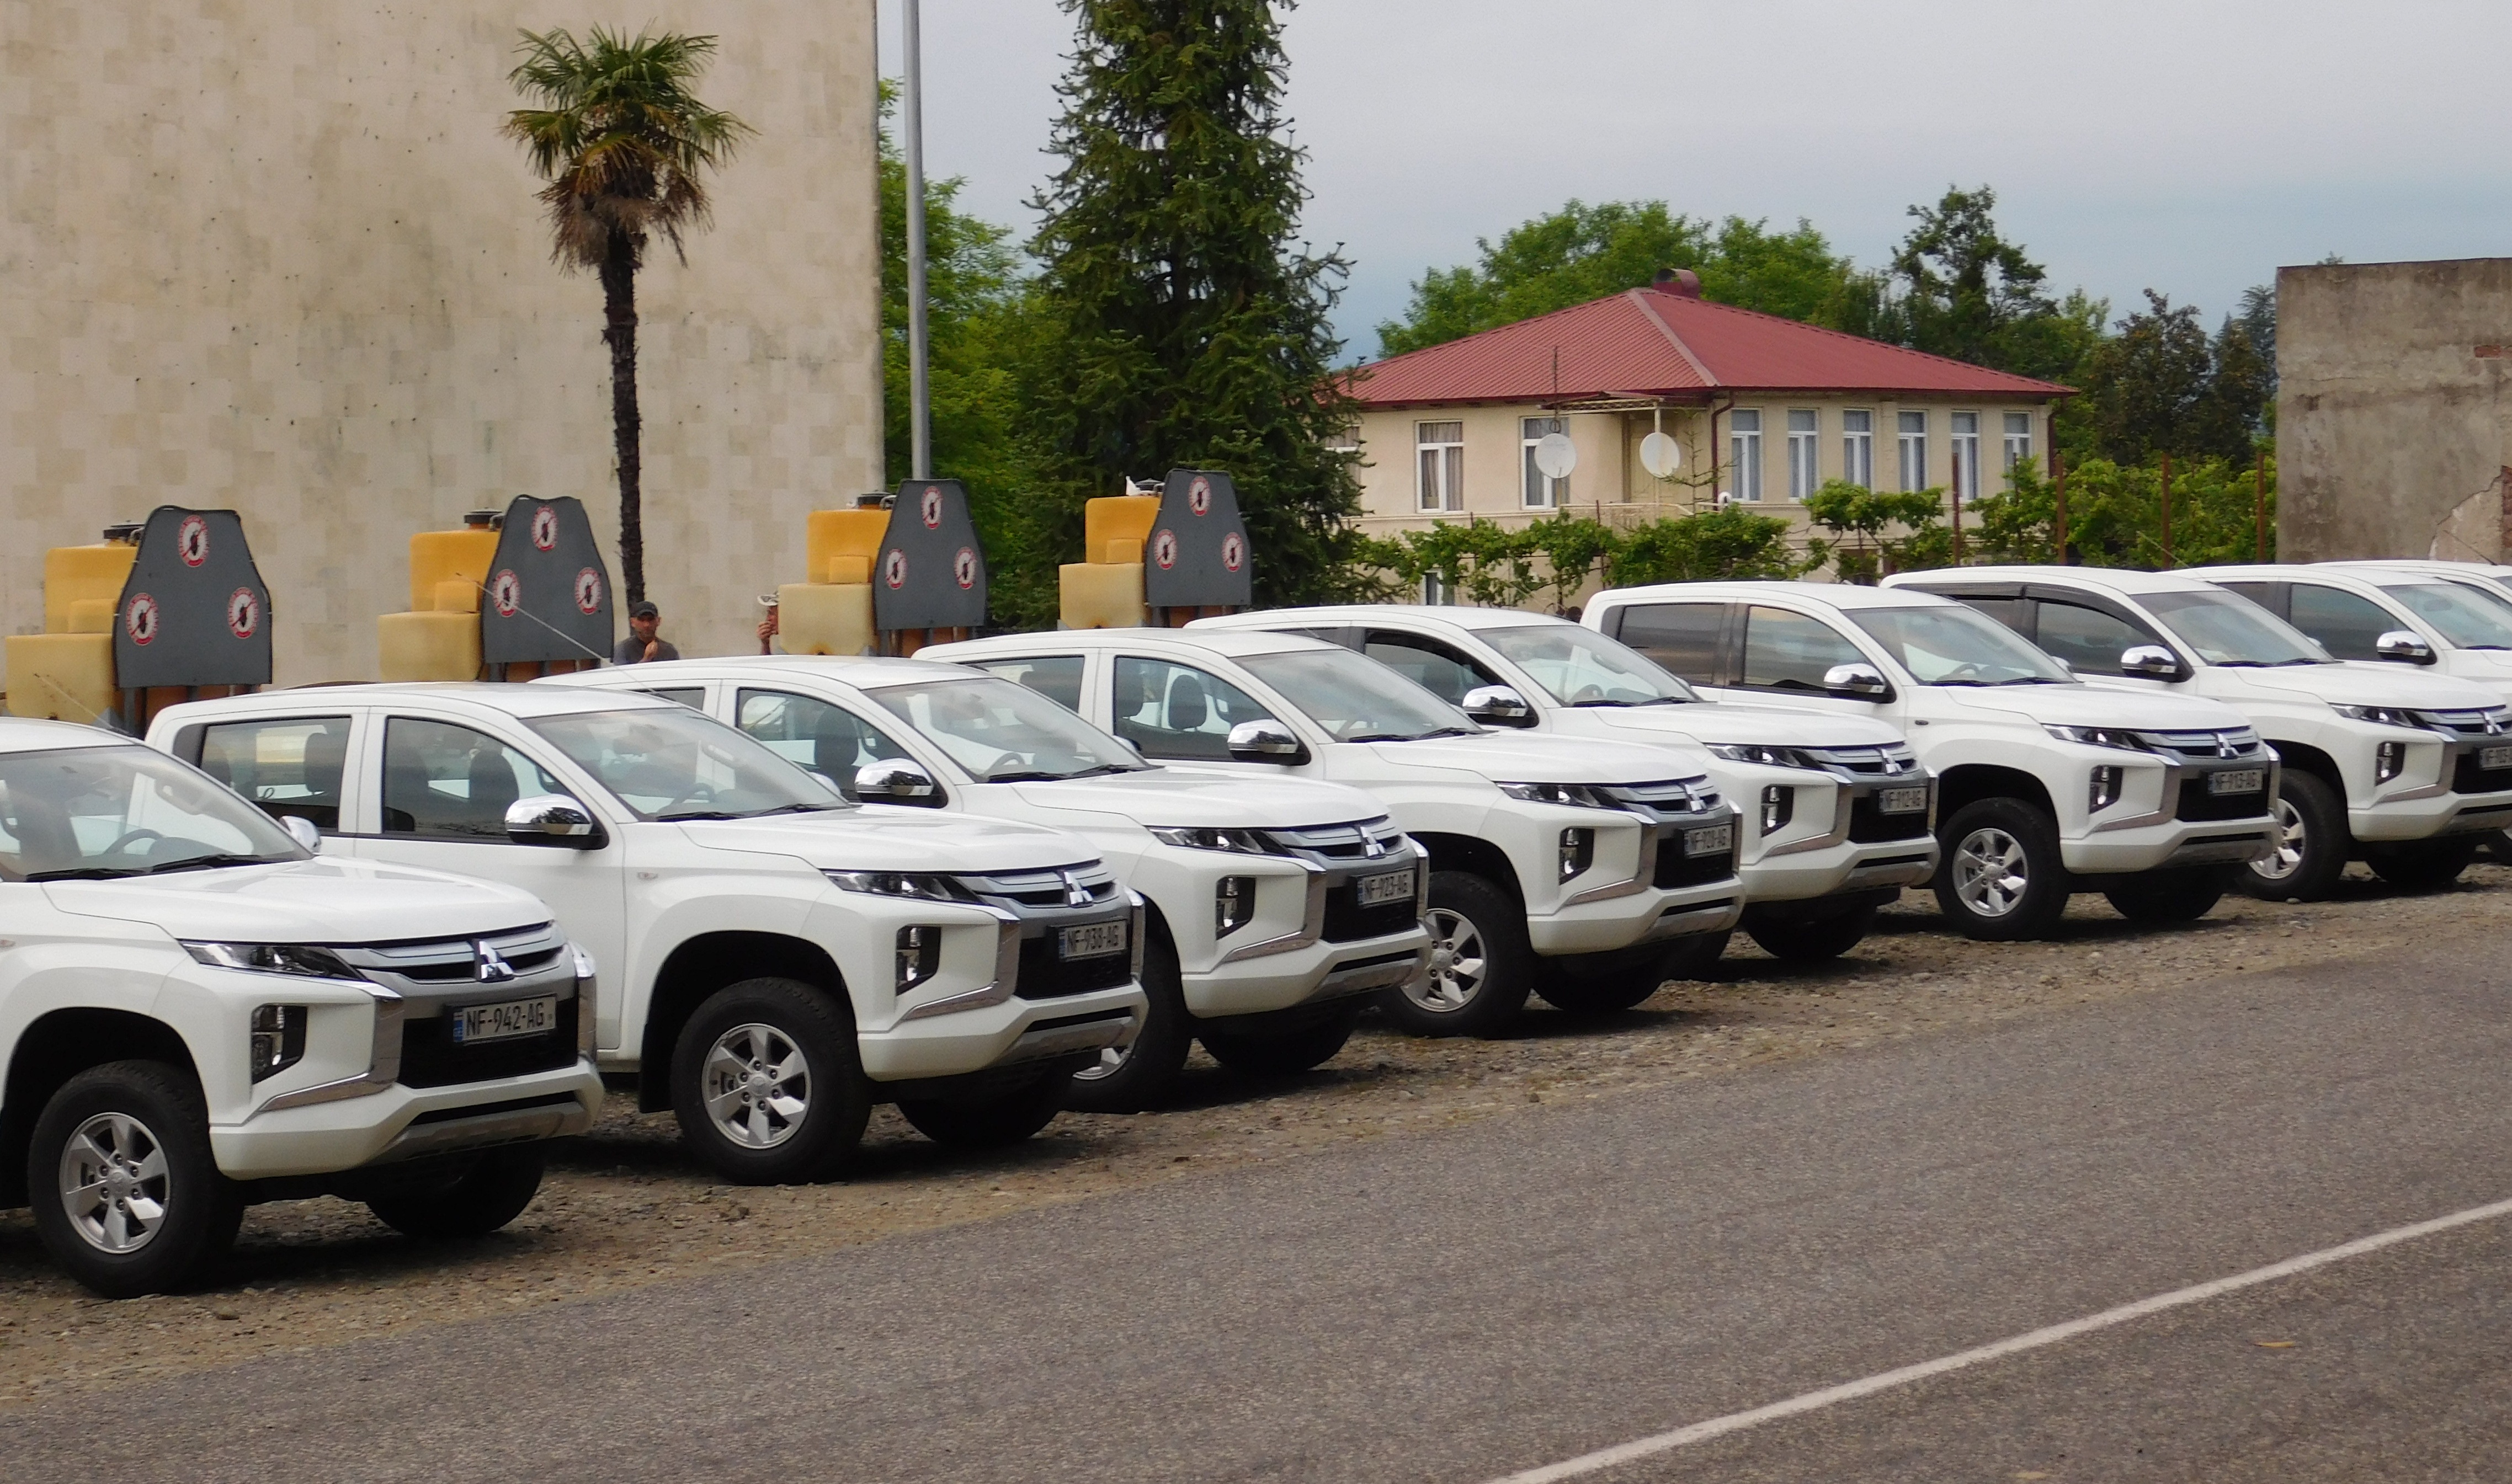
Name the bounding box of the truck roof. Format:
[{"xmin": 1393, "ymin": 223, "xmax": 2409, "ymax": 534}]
[
  {"xmin": 1595, "ymin": 581, "xmax": 1953, "ymax": 612},
  {"xmin": 1887, "ymin": 565, "xmax": 2226, "ymax": 597},
  {"xmin": 934, "ymin": 627, "xmax": 1335, "ymax": 660},
  {"xmin": 560, "ymin": 654, "xmax": 978, "ymax": 690},
  {"xmin": 154, "ymin": 681, "xmax": 682, "ymax": 723}
]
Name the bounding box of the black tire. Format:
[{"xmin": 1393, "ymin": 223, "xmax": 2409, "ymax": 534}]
[
  {"xmin": 1063, "ymin": 919, "xmax": 1192, "ymax": 1113},
  {"xmin": 2100, "ymin": 867, "xmax": 2227, "ymax": 924},
  {"xmin": 29, "ymin": 1060, "xmax": 242, "ymax": 1299},
  {"xmin": 1745, "ymin": 904, "xmax": 1878, "ymax": 962},
  {"xmin": 898, "ymin": 1075, "xmax": 1065, "ymax": 1148},
  {"xmin": 1933, "ymin": 797, "xmax": 2072, "ymax": 941},
  {"xmin": 365, "ymin": 1147, "xmax": 546, "ymax": 1239},
  {"xmin": 670, "ymin": 976, "xmax": 870, "ymax": 1185},
  {"xmin": 1536, "ymin": 940, "xmax": 1685, "ymax": 1013},
  {"xmin": 1197, "ymin": 1002, "xmax": 1362, "ymax": 1076},
  {"xmin": 2237, "ymin": 770, "xmax": 2349, "ymax": 902},
  {"xmin": 2363, "ymin": 836, "xmax": 2482, "ymax": 891},
  {"xmin": 1379, "ymin": 870, "xmax": 1535, "ymax": 1038}
]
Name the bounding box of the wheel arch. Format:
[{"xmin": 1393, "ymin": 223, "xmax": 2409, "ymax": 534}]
[
  {"xmin": 637, "ymin": 933, "xmax": 849, "ymax": 1113},
  {"xmin": 2262, "ymin": 738, "xmax": 2344, "ymax": 795},
  {"xmin": 1409, "ymin": 831, "xmax": 1524, "ymax": 905},
  {"xmin": 1, "ymin": 1008, "xmax": 198, "ymax": 1208},
  {"xmin": 1935, "ymin": 764, "xmax": 2057, "ymax": 825}
]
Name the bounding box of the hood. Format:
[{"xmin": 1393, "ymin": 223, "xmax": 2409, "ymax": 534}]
[
  {"xmin": 678, "ymin": 807, "xmax": 1098, "ymax": 873},
  {"xmin": 1363, "ymin": 732, "xmax": 1709, "ymax": 785},
  {"xmin": 1004, "ymin": 770, "xmax": 1387, "ymax": 830},
  {"xmin": 1588, "ymin": 702, "xmax": 1907, "ymax": 750},
  {"xmin": 46, "ymin": 857, "xmax": 550, "ymax": 947},
  {"xmin": 2232, "ymin": 661, "xmax": 2510, "ymax": 711},
  {"xmin": 1947, "ymin": 683, "xmax": 2250, "ymax": 730}
]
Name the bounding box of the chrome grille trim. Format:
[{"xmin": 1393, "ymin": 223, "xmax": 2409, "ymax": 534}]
[
  {"xmin": 2411, "ymin": 708, "xmax": 2512, "ymax": 738},
  {"xmin": 2134, "ymin": 727, "xmax": 2265, "ymax": 759},
  {"xmin": 955, "ymin": 863, "xmax": 1123, "ymax": 909},
  {"xmin": 1795, "ymin": 744, "xmax": 1923, "ymax": 776},
  {"xmin": 1594, "ymin": 777, "xmax": 1723, "ymax": 818},
  {"xmin": 1263, "ymin": 816, "xmax": 1409, "ymax": 862}
]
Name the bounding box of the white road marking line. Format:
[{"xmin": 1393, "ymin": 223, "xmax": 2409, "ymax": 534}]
[{"xmin": 1485, "ymin": 1193, "xmax": 2512, "ymax": 1484}]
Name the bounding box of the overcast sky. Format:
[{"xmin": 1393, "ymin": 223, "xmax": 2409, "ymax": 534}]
[{"xmin": 877, "ymin": 1, "xmax": 2512, "ymax": 360}]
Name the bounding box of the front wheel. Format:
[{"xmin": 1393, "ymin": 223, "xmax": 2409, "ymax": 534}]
[
  {"xmin": 1063, "ymin": 921, "xmax": 1191, "ymax": 1113},
  {"xmin": 898, "ymin": 1075, "xmax": 1065, "ymax": 1149},
  {"xmin": 2100, "ymin": 867, "xmax": 2226, "ymax": 924},
  {"xmin": 1934, "ymin": 798, "xmax": 2071, "ymax": 941},
  {"xmin": 30, "ymin": 1061, "xmax": 242, "ymax": 1298},
  {"xmin": 672, "ymin": 977, "xmax": 870, "ymax": 1185},
  {"xmin": 366, "ymin": 1147, "xmax": 546, "ymax": 1239},
  {"xmin": 2237, "ymin": 771, "xmax": 2348, "ymax": 902},
  {"xmin": 1198, "ymin": 1002, "xmax": 1362, "ymax": 1076},
  {"xmin": 1380, "ymin": 871, "xmax": 1534, "ymax": 1038},
  {"xmin": 2363, "ymin": 836, "xmax": 2481, "ymax": 892}
]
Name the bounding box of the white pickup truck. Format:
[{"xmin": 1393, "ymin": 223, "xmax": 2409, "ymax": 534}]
[
  {"xmin": 1193, "ymin": 606, "xmax": 1938, "ymax": 962},
  {"xmin": 147, "ymin": 685, "xmax": 1145, "ymax": 1184},
  {"xmin": 552, "ymin": 656, "xmax": 1429, "ymax": 1112},
  {"xmin": 924, "ymin": 628, "xmax": 1744, "ymax": 1035},
  {"xmin": 1584, "ymin": 583, "xmax": 2280, "ymax": 939},
  {"xmin": 0, "ymin": 719, "xmax": 602, "ymax": 1295},
  {"xmin": 1887, "ymin": 567, "xmax": 2512, "ymax": 898}
]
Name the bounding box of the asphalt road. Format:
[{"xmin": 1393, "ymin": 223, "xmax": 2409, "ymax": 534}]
[{"xmin": 8, "ymin": 945, "xmax": 2511, "ymax": 1483}]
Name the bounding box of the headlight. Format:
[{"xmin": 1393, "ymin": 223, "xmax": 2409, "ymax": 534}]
[
  {"xmin": 1147, "ymin": 825, "xmax": 1280, "ymax": 855},
  {"xmin": 1497, "ymin": 781, "xmax": 1616, "ymax": 809},
  {"xmin": 183, "ymin": 941, "xmax": 363, "ymax": 980},
  {"xmin": 1709, "ymin": 743, "xmax": 1810, "ymax": 769},
  {"xmin": 2043, "ymin": 725, "xmax": 2149, "ymax": 751},
  {"xmin": 2329, "ymin": 703, "xmax": 2422, "ymax": 728},
  {"xmin": 248, "ymin": 1005, "xmax": 307, "ymax": 1082},
  {"xmin": 823, "ymin": 870, "xmax": 977, "ymax": 902}
]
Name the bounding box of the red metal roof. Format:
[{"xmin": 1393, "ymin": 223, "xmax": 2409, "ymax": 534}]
[{"xmin": 1348, "ymin": 287, "xmax": 2073, "ymax": 407}]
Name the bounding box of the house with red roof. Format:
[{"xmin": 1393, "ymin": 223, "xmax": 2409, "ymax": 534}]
[{"xmin": 1342, "ymin": 270, "xmax": 2071, "ymax": 578}]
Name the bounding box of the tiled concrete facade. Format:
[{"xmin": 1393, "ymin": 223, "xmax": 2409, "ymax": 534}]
[{"xmin": 2, "ymin": 1, "xmax": 881, "ymax": 684}]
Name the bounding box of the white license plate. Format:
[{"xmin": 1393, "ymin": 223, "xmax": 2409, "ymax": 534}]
[
  {"xmin": 1058, "ymin": 920, "xmax": 1129, "ymax": 960},
  {"xmin": 2483, "ymin": 745, "xmax": 2512, "ymax": 771},
  {"xmin": 1877, "ymin": 786, "xmax": 1929, "ymax": 814},
  {"xmin": 1356, "ymin": 868, "xmax": 1414, "ymax": 906},
  {"xmin": 1683, "ymin": 823, "xmax": 1734, "ymax": 857},
  {"xmin": 2208, "ymin": 768, "xmax": 2265, "ymax": 796},
  {"xmin": 450, "ymin": 995, "xmax": 557, "ymax": 1045}
]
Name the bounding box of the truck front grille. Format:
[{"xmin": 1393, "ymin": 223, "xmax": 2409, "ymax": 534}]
[
  {"xmin": 1848, "ymin": 794, "xmax": 1933, "ymax": 842},
  {"xmin": 1655, "ymin": 844, "xmax": 1736, "ymax": 890},
  {"xmin": 2451, "ymin": 753, "xmax": 2512, "ymax": 794},
  {"xmin": 1013, "ymin": 938, "xmax": 1135, "ymax": 999},
  {"xmin": 2178, "ymin": 775, "xmax": 2272, "ymax": 820},
  {"xmin": 397, "ymin": 998, "xmax": 578, "ymax": 1088},
  {"xmin": 1323, "ymin": 890, "xmax": 1419, "ymax": 943}
]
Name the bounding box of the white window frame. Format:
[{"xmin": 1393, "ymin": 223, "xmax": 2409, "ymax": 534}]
[
  {"xmin": 1520, "ymin": 416, "xmax": 1567, "ymax": 510},
  {"xmin": 1416, "ymin": 420, "xmax": 1465, "ymax": 513},
  {"xmin": 1842, "ymin": 409, "xmax": 1874, "ymax": 490},
  {"xmin": 1727, "ymin": 409, "xmax": 1764, "ymax": 503},
  {"xmin": 1950, "ymin": 411, "xmax": 1981, "ymax": 505},
  {"xmin": 1786, "ymin": 409, "xmax": 1819, "ymax": 501},
  {"xmin": 1898, "ymin": 410, "xmax": 1929, "ymax": 493},
  {"xmin": 2003, "ymin": 412, "xmax": 2034, "ymax": 484}
]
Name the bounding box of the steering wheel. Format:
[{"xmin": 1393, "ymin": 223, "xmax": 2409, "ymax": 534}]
[
  {"xmin": 102, "ymin": 828, "xmax": 164, "ymax": 857},
  {"xmin": 1571, "ymin": 685, "xmax": 1607, "ymax": 705},
  {"xmin": 654, "ymin": 783, "xmax": 717, "ymax": 815},
  {"xmin": 1939, "ymin": 663, "xmax": 1990, "ymax": 683}
]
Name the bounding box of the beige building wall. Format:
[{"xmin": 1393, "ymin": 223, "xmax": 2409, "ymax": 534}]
[{"xmin": 2, "ymin": 0, "xmax": 882, "ymax": 686}]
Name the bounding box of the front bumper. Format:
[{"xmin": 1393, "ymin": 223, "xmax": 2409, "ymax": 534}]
[
  {"xmin": 1183, "ymin": 847, "xmax": 1432, "ymax": 1018},
  {"xmin": 211, "ymin": 1059, "xmax": 602, "ymax": 1181},
  {"xmin": 860, "ymin": 983, "xmax": 1145, "ymax": 1082},
  {"xmin": 2061, "ymin": 814, "xmax": 2279, "ymax": 874}
]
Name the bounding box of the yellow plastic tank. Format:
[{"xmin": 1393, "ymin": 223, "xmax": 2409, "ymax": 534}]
[
  {"xmin": 776, "ymin": 581, "xmax": 874, "ymax": 656},
  {"xmin": 4, "ymin": 633, "xmax": 116, "ymax": 723},
  {"xmin": 1085, "ymin": 495, "xmax": 1160, "ymax": 565},
  {"xmin": 408, "ymin": 528, "xmax": 499, "ymax": 613},
  {"xmin": 41, "ymin": 544, "xmax": 137, "ymax": 636},
  {"xmin": 378, "ymin": 611, "xmax": 482, "ymax": 683},
  {"xmin": 1059, "ymin": 561, "xmax": 1148, "ymax": 630},
  {"xmin": 806, "ymin": 509, "xmax": 888, "ymax": 588}
]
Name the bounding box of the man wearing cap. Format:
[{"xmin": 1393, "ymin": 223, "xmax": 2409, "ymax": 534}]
[{"xmin": 615, "ymin": 600, "xmax": 682, "ymax": 665}]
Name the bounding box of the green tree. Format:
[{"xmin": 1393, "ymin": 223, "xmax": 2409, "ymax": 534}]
[
  {"xmin": 1022, "ymin": 0, "xmax": 1364, "ymax": 609},
  {"xmin": 505, "ymin": 28, "xmax": 752, "ymax": 604},
  {"xmin": 1885, "ymin": 185, "xmax": 2099, "ymax": 382},
  {"xmin": 1610, "ymin": 506, "xmax": 1811, "ymax": 585},
  {"xmin": 1802, "ymin": 482, "xmax": 1945, "ymax": 584},
  {"xmin": 1969, "ymin": 457, "xmax": 2276, "ymax": 568}
]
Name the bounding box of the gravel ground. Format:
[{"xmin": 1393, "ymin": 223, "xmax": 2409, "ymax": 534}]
[{"xmin": 4, "ymin": 864, "xmax": 2506, "ymax": 1406}]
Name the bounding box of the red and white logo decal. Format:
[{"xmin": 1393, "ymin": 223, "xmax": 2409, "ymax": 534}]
[
  {"xmin": 920, "ymin": 486, "xmax": 944, "ymax": 530},
  {"xmin": 884, "ymin": 549, "xmax": 908, "ymax": 589},
  {"xmin": 1221, "ymin": 532, "xmax": 1245, "ymax": 572},
  {"xmin": 124, "ymin": 592, "xmax": 159, "ymax": 645},
  {"xmin": 530, "ymin": 504, "xmax": 559, "ymax": 551},
  {"xmin": 489, "ymin": 569, "xmax": 521, "ymax": 618},
  {"xmin": 226, "ymin": 587, "xmax": 260, "ymax": 639},
  {"xmin": 573, "ymin": 567, "xmax": 604, "ymax": 615},
  {"xmin": 176, "ymin": 515, "xmax": 210, "ymax": 567},
  {"xmin": 1152, "ymin": 529, "xmax": 1179, "ymax": 570},
  {"xmin": 952, "ymin": 546, "xmax": 977, "ymax": 589},
  {"xmin": 1188, "ymin": 476, "xmax": 1212, "ymax": 516}
]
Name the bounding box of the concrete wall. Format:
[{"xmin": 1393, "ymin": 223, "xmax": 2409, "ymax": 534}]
[
  {"xmin": 2278, "ymin": 259, "xmax": 2512, "ymax": 562},
  {"xmin": 2, "ymin": 0, "xmax": 882, "ymax": 685}
]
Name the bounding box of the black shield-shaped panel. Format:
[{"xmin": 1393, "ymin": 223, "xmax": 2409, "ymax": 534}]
[
  {"xmin": 1142, "ymin": 468, "xmax": 1253, "ymax": 610},
  {"xmin": 113, "ymin": 508, "xmax": 274, "ymax": 689},
  {"xmin": 479, "ymin": 495, "xmax": 614, "ymax": 665},
  {"xmin": 873, "ymin": 479, "xmax": 988, "ymax": 631}
]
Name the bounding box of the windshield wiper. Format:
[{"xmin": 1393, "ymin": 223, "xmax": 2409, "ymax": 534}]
[
  {"xmin": 1571, "ymin": 696, "xmax": 1688, "ymax": 708},
  {"xmin": 144, "ymin": 853, "xmax": 292, "ymax": 875},
  {"xmin": 1990, "ymin": 676, "xmax": 2069, "ymax": 685},
  {"xmin": 2217, "ymin": 658, "xmax": 2324, "ymax": 668},
  {"xmin": 1355, "ymin": 725, "xmax": 1478, "ymax": 742},
  {"xmin": 657, "ymin": 803, "xmax": 839, "ymax": 821},
  {"xmin": 23, "ymin": 866, "xmax": 146, "ymax": 881}
]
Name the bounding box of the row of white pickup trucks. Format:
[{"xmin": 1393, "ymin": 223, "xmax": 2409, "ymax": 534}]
[{"xmin": 8, "ymin": 562, "xmax": 2510, "ymax": 1294}]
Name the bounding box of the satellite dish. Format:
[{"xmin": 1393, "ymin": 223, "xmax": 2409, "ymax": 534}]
[
  {"xmin": 1640, "ymin": 431, "xmax": 1682, "ymax": 479},
  {"xmin": 1534, "ymin": 431, "xmax": 1577, "ymax": 481}
]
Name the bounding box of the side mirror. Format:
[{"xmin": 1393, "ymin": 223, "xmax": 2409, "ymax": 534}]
[
  {"xmin": 1821, "ymin": 663, "xmax": 1892, "ymax": 700},
  {"xmin": 2120, "ymin": 644, "xmax": 2183, "ymax": 680},
  {"xmin": 855, "ymin": 760, "xmax": 942, "ymax": 805},
  {"xmin": 1461, "ymin": 684, "xmax": 1537, "ymax": 728},
  {"xmin": 504, "ymin": 794, "xmax": 602, "ymax": 848},
  {"xmin": 1227, "ymin": 719, "xmax": 1310, "ymax": 765},
  {"xmin": 2050, "ymin": 656, "xmax": 2075, "ymax": 675},
  {"xmin": 280, "ymin": 815, "xmax": 322, "ymax": 852},
  {"xmin": 2374, "ymin": 629, "xmax": 2436, "ymax": 665}
]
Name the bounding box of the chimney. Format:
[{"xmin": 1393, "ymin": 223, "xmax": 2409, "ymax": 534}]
[{"xmin": 1651, "ymin": 267, "xmax": 1703, "ymax": 298}]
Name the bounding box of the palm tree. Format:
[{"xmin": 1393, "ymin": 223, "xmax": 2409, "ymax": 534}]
[{"xmin": 505, "ymin": 28, "xmax": 752, "ymax": 604}]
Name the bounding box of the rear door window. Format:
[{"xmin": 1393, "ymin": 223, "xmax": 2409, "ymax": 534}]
[
  {"xmin": 1361, "ymin": 633, "xmax": 1494, "ymax": 705},
  {"xmin": 196, "ymin": 716, "xmax": 354, "ymax": 832},
  {"xmin": 1610, "ymin": 602, "xmax": 1727, "ymax": 684},
  {"xmin": 1111, "ymin": 656, "xmax": 1276, "ymax": 761},
  {"xmin": 2287, "ymin": 583, "xmax": 2402, "ymax": 660},
  {"xmin": 736, "ymin": 689, "xmax": 914, "ymax": 798},
  {"xmin": 967, "ymin": 655, "xmax": 1085, "ymax": 713}
]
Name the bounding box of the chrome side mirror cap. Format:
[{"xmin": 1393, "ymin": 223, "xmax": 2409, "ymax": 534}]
[
  {"xmin": 1461, "ymin": 684, "xmax": 1536, "ymax": 727},
  {"xmin": 504, "ymin": 794, "xmax": 602, "ymax": 847},
  {"xmin": 280, "ymin": 815, "xmax": 322, "ymax": 852},
  {"xmin": 1821, "ymin": 663, "xmax": 1892, "ymax": 700},
  {"xmin": 1227, "ymin": 719, "xmax": 1310, "ymax": 765},
  {"xmin": 2374, "ymin": 629, "xmax": 2436, "ymax": 665},
  {"xmin": 855, "ymin": 760, "xmax": 942, "ymax": 804},
  {"xmin": 2120, "ymin": 644, "xmax": 2184, "ymax": 679}
]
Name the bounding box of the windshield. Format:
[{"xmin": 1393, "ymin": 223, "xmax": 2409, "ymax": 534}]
[
  {"xmin": 1241, "ymin": 648, "xmax": 1479, "ymax": 742},
  {"xmin": 1849, "ymin": 606, "xmax": 2075, "ymax": 685},
  {"xmin": 872, "ymin": 676, "xmax": 1151, "ymax": 782},
  {"xmin": 0, "ymin": 744, "xmax": 305, "ymax": 881},
  {"xmin": 529, "ymin": 707, "xmax": 848, "ymax": 821},
  {"xmin": 1481, "ymin": 623, "xmax": 1699, "ymax": 707},
  {"xmin": 2142, "ymin": 590, "xmax": 2330, "ymax": 666},
  {"xmin": 2375, "ymin": 581, "xmax": 2512, "ymax": 650}
]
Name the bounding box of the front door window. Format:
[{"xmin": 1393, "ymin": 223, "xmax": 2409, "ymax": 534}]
[{"xmin": 1112, "ymin": 657, "xmax": 1276, "ymax": 762}]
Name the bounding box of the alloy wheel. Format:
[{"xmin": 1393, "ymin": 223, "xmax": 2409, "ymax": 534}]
[
  {"xmin": 58, "ymin": 1112, "xmax": 171, "ymax": 1255},
  {"xmin": 1407, "ymin": 907, "xmax": 1488, "ymax": 1013},
  {"xmin": 2249, "ymin": 796, "xmax": 2306, "ymax": 882},
  {"xmin": 1953, "ymin": 826, "xmax": 2031, "ymax": 918},
  {"xmin": 699, "ymin": 1023, "xmax": 812, "ymax": 1149}
]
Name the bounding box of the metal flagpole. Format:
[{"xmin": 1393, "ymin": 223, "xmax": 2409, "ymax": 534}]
[{"xmin": 902, "ymin": 0, "xmax": 932, "ymax": 479}]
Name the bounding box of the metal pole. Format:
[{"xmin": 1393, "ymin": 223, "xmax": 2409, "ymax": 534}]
[
  {"xmin": 1949, "ymin": 444, "xmax": 1963, "ymax": 564},
  {"xmin": 902, "ymin": 0, "xmax": 933, "ymax": 479},
  {"xmin": 2158, "ymin": 450, "xmax": 2173, "ymax": 568},
  {"xmin": 2053, "ymin": 457, "xmax": 2068, "ymax": 565},
  {"xmin": 2255, "ymin": 449, "xmax": 2268, "ymax": 560}
]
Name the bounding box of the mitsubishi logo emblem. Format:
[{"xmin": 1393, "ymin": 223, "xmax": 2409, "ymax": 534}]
[
  {"xmin": 1364, "ymin": 832, "xmax": 1385, "ymax": 858},
  {"xmin": 474, "ymin": 942, "xmax": 517, "ymax": 984},
  {"xmin": 2217, "ymin": 733, "xmax": 2240, "ymax": 760},
  {"xmin": 2490, "ymin": 715, "xmax": 2504, "ymax": 736},
  {"xmin": 1058, "ymin": 871, "xmax": 1094, "ymax": 909}
]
